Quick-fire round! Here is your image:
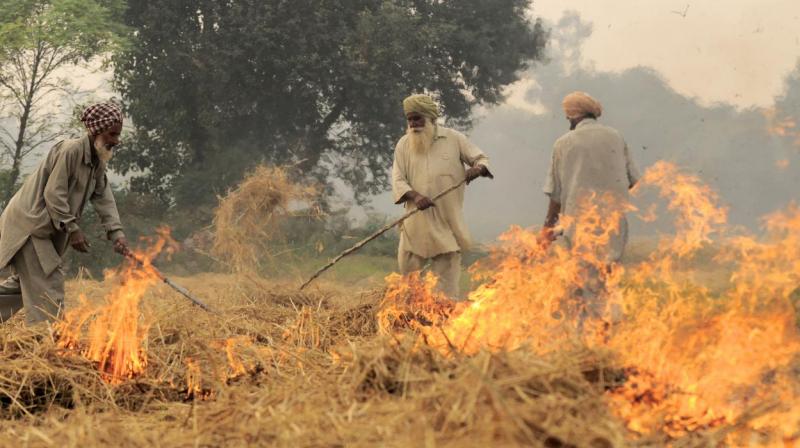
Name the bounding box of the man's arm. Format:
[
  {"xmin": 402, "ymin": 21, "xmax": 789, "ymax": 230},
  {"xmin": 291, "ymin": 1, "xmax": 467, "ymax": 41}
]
[
  {"xmin": 543, "ymin": 198, "xmax": 561, "ymax": 229},
  {"xmin": 42, "ymin": 143, "xmax": 80, "ymax": 234},
  {"xmin": 539, "ymin": 197, "xmax": 561, "ymax": 246},
  {"xmin": 391, "ymin": 141, "xmax": 434, "ymax": 210},
  {"xmin": 90, "ymin": 174, "xmax": 128, "ymax": 253},
  {"xmin": 624, "ymin": 140, "xmax": 641, "ymax": 189},
  {"xmin": 391, "ymin": 142, "xmax": 412, "ymax": 204},
  {"xmin": 540, "ymin": 141, "xmax": 562, "ymax": 245},
  {"xmin": 42, "ymin": 144, "xmax": 91, "ymax": 252},
  {"xmin": 398, "ymin": 190, "xmax": 434, "ymax": 210},
  {"xmin": 457, "ymin": 131, "xmax": 493, "ymax": 183}
]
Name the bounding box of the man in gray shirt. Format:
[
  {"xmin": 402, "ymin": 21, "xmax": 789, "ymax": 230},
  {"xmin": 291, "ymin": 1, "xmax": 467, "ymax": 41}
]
[
  {"xmin": 542, "ymin": 91, "xmax": 640, "ymax": 260},
  {"xmin": 541, "ymin": 92, "xmax": 640, "ymax": 323},
  {"xmin": 0, "ymin": 102, "xmax": 129, "ymax": 324}
]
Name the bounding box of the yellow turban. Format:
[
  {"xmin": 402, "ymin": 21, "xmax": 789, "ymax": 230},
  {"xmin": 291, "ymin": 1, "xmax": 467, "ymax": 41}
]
[
  {"xmin": 403, "ymin": 94, "xmax": 440, "ymax": 120},
  {"xmin": 562, "ymin": 91, "xmax": 603, "ymax": 120}
]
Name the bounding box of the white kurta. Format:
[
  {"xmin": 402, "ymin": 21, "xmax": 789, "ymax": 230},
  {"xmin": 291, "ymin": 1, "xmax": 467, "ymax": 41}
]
[
  {"xmin": 391, "ymin": 126, "xmax": 490, "ymax": 259},
  {"xmin": 543, "ymin": 119, "xmax": 640, "ymax": 262}
]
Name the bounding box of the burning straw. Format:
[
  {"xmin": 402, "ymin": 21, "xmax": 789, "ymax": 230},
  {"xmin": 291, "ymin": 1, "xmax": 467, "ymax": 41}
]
[
  {"xmin": 2, "ymin": 162, "xmax": 799, "ymax": 446},
  {"xmin": 378, "ymin": 161, "xmax": 800, "ymax": 444},
  {"xmin": 0, "ymin": 268, "xmax": 636, "ymax": 447},
  {"xmin": 55, "ymin": 227, "xmax": 179, "ymax": 384}
]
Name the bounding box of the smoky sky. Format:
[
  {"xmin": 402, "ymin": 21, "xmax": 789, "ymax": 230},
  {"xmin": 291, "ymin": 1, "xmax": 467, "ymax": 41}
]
[{"xmin": 369, "ymin": 12, "xmax": 800, "ymax": 242}]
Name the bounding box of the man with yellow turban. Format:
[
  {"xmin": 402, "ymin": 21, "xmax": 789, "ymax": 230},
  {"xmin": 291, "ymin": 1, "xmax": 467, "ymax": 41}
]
[
  {"xmin": 392, "ymin": 94, "xmax": 492, "ymax": 299},
  {"xmin": 541, "ymin": 92, "xmax": 640, "ymax": 324},
  {"xmin": 0, "ymin": 102, "xmax": 129, "ymax": 324}
]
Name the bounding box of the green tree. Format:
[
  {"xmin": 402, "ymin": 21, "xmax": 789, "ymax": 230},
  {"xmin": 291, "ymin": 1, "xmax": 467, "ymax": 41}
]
[
  {"xmin": 0, "ymin": 0, "xmax": 127, "ymax": 206},
  {"xmin": 114, "ymin": 0, "xmax": 547, "ymax": 210}
]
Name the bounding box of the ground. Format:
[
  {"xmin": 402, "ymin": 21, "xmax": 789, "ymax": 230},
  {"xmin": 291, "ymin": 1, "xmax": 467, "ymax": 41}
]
[{"xmin": 0, "ymin": 244, "xmax": 792, "ymax": 447}]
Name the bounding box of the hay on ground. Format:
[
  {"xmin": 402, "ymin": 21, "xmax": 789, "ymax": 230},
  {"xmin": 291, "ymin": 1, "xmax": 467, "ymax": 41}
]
[{"xmin": 0, "ymin": 273, "xmax": 787, "ymax": 447}]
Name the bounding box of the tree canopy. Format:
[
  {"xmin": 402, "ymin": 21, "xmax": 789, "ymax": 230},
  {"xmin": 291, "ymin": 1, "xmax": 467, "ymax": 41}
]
[{"xmin": 113, "ymin": 0, "xmax": 547, "ymax": 209}]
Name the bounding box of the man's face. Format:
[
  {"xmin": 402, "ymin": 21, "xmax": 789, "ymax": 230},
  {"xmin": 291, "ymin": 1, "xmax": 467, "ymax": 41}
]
[
  {"xmin": 406, "ymin": 113, "xmax": 427, "ymax": 132},
  {"xmin": 95, "ymin": 122, "xmax": 123, "ymax": 150},
  {"xmin": 93, "ymin": 122, "xmax": 123, "ymax": 163}
]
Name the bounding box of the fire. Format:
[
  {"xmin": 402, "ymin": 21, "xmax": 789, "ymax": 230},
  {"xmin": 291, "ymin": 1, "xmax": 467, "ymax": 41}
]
[
  {"xmin": 378, "ymin": 161, "xmax": 800, "ymax": 442},
  {"xmin": 56, "ymin": 227, "xmax": 177, "ymax": 383},
  {"xmin": 212, "ymin": 336, "xmax": 255, "ymax": 378},
  {"xmin": 764, "ymin": 107, "xmax": 800, "ymax": 147},
  {"xmin": 379, "ymin": 191, "xmax": 632, "ymax": 355},
  {"xmin": 606, "ymin": 202, "xmax": 800, "ymax": 440},
  {"xmin": 184, "ymin": 357, "xmax": 203, "ymax": 398}
]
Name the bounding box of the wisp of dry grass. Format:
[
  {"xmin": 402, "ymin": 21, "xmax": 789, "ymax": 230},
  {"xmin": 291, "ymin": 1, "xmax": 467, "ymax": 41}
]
[{"xmin": 211, "ymin": 165, "xmax": 318, "ymax": 273}]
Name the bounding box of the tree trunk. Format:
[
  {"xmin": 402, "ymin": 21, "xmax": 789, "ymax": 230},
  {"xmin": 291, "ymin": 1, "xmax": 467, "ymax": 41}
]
[
  {"xmin": 2, "ymin": 48, "xmax": 41, "ymax": 205},
  {"xmin": 4, "ymin": 99, "xmax": 33, "ymax": 204},
  {"xmin": 298, "ymin": 101, "xmax": 345, "ymax": 172}
]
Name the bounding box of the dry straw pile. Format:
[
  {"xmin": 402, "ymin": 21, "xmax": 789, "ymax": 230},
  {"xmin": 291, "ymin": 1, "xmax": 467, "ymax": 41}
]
[
  {"xmin": 211, "ymin": 165, "xmax": 317, "ymax": 273},
  {"xmin": 0, "ymin": 273, "xmax": 761, "ymax": 447},
  {"xmin": 1, "ymin": 161, "xmax": 792, "ymax": 447}
]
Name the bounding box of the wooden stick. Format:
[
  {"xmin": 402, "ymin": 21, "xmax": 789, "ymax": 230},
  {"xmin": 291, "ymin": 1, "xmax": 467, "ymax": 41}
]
[
  {"xmin": 122, "ymin": 250, "xmax": 215, "ymax": 313},
  {"xmin": 299, "ymin": 178, "xmax": 469, "ymax": 290}
]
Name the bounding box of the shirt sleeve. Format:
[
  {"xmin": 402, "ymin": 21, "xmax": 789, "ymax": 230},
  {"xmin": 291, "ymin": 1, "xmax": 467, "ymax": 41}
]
[
  {"xmin": 43, "ymin": 145, "xmax": 80, "ymax": 234},
  {"xmin": 90, "ymin": 173, "xmax": 125, "ymax": 240},
  {"xmin": 543, "ymin": 142, "xmax": 561, "ymax": 201},
  {"xmin": 457, "ymin": 131, "xmax": 492, "ymax": 175},
  {"xmin": 624, "ymin": 141, "xmax": 641, "ymax": 188},
  {"xmin": 391, "ymin": 140, "xmax": 413, "ymax": 204}
]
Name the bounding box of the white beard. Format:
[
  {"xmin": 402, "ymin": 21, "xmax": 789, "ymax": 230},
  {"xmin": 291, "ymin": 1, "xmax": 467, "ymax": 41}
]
[
  {"xmin": 407, "ymin": 120, "xmax": 435, "ymax": 153},
  {"xmin": 94, "ymin": 139, "xmax": 114, "ymax": 164}
]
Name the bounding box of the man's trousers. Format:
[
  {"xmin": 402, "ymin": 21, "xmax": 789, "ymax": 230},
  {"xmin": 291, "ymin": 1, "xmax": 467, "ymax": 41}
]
[
  {"xmin": 0, "ymin": 239, "xmax": 64, "ymax": 324},
  {"xmin": 398, "ymin": 250, "xmax": 462, "ymax": 299}
]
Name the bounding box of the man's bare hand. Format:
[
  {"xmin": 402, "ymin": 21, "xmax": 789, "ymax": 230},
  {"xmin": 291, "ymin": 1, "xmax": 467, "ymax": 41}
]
[
  {"xmin": 411, "ymin": 192, "xmax": 435, "ymax": 210},
  {"xmin": 113, "ymin": 237, "xmax": 129, "ymax": 255},
  {"xmin": 465, "ymin": 165, "xmax": 490, "ymax": 184},
  {"xmin": 538, "ymin": 227, "xmax": 557, "ymax": 249},
  {"xmin": 69, "ymin": 229, "xmax": 90, "ymax": 253}
]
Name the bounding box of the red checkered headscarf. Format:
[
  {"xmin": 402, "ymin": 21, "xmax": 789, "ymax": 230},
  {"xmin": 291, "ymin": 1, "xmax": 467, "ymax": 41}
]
[{"xmin": 80, "ymin": 102, "xmax": 124, "ymax": 136}]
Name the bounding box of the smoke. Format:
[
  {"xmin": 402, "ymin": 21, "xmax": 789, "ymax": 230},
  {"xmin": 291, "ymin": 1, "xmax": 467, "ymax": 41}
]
[{"xmin": 370, "ymin": 12, "xmax": 800, "ymax": 242}]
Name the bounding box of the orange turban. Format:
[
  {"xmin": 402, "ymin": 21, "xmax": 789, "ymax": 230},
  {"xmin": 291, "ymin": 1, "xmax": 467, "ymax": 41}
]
[{"xmin": 562, "ymin": 91, "xmax": 602, "ymax": 120}]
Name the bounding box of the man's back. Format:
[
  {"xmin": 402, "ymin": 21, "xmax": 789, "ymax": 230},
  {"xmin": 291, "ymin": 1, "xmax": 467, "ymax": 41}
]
[{"xmin": 548, "ymin": 119, "xmax": 639, "ymax": 216}]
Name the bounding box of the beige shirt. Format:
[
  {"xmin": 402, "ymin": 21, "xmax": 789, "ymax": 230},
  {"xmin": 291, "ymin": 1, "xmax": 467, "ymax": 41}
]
[
  {"xmin": 543, "ymin": 119, "xmax": 640, "ymax": 261},
  {"xmin": 0, "ymin": 136, "xmax": 125, "ymax": 275},
  {"xmin": 392, "ymin": 126, "xmax": 490, "ymax": 259}
]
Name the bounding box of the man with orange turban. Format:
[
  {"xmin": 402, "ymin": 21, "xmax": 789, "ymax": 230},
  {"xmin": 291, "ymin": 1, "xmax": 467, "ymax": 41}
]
[
  {"xmin": 392, "ymin": 94, "xmax": 492, "ymax": 299},
  {"xmin": 0, "ymin": 102, "xmax": 129, "ymax": 324},
  {"xmin": 541, "ymin": 92, "xmax": 640, "ymax": 323},
  {"xmin": 561, "ymin": 91, "xmax": 603, "ymax": 125}
]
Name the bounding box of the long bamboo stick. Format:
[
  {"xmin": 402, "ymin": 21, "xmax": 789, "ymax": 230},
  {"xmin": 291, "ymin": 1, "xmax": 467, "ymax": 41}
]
[
  {"xmin": 299, "ymin": 178, "xmax": 469, "ymax": 290},
  {"xmin": 122, "ymin": 250, "xmax": 215, "ymax": 313}
]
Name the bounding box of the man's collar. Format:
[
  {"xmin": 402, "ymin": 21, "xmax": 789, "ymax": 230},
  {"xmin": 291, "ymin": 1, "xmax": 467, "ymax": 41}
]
[
  {"xmin": 433, "ymin": 125, "xmax": 447, "ymax": 140},
  {"xmin": 82, "ymin": 135, "xmax": 94, "ymax": 166},
  {"xmin": 576, "ymin": 118, "xmax": 597, "ymax": 129}
]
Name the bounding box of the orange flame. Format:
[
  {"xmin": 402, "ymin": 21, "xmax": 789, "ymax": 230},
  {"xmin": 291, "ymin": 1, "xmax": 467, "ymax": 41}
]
[
  {"xmin": 764, "ymin": 107, "xmax": 800, "ymax": 147},
  {"xmin": 56, "ymin": 227, "xmax": 178, "ymax": 383},
  {"xmin": 379, "ymin": 161, "xmax": 800, "ymax": 442},
  {"xmin": 223, "ymin": 336, "xmax": 254, "ymax": 378},
  {"xmin": 184, "ymin": 357, "xmax": 202, "ymax": 398},
  {"xmin": 380, "ymin": 191, "xmax": 633, "ymax": 355}
]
